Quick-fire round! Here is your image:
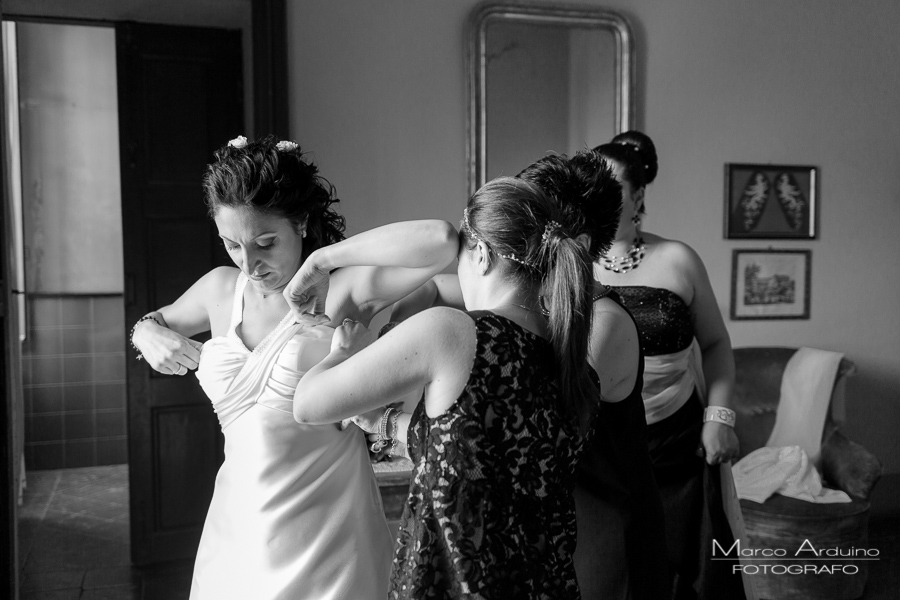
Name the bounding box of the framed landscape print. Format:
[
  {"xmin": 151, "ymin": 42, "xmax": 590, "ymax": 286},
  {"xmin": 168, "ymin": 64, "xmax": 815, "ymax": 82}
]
[
  {"xmin": 730, "ymin": 249, "xmax": 811, "ymax": 320},
  {"xmin": 724, "ymin": 163, "xmax": 817, "ymax": 239}
]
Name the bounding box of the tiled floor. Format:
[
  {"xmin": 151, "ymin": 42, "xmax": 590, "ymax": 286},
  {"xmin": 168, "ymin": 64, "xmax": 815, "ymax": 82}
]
[
  {"xmin": 16, "ymin": 465, "xmax": 900, "ymax": 599},
  {"xmin": 18, "ymin": 465, "xmax": 193, "ymax": 600}
]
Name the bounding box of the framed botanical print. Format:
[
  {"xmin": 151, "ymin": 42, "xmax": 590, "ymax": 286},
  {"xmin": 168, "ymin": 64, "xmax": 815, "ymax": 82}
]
[{"xmin": 724, "ymin": 164, "xmax": 817, "ymax": 239}]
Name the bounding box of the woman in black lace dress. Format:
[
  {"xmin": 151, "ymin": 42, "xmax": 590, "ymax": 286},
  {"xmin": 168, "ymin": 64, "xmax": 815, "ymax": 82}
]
[
  {"xmin": 595, "ymin": 131, "xmax": 744, "ymax": 600},
  {"xmin": 387, "ymin": 151, "xmax": 671, "ymax": 600},
  {"xmin": 291, "ymin": 177, "xmax": 598, "ymax": 599}
]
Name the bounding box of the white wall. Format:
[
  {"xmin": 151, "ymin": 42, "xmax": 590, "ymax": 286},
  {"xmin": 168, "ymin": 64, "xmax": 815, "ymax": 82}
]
[
  {"xmin": 6, "ymin": 0, "xmax": 254, "ymax": 134},
  {"xmin": 18, "ymin": 23, "xmax": 123, "ymax": 293},
  {"xmin": 287, "ymin": 0, "xmax": 900, "ymax": 474}
]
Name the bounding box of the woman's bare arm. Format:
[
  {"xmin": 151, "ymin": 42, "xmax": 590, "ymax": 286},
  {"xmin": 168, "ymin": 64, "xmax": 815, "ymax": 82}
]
[
  {"xmin": 284, "ymin": 220, "xmax": 459, "ymax": 322},
  {"xmin": 131, "ymin": 266, "xmax": 234, "ymax": 374},
  {"xmin": 676, "ymin": 242, "xmax": 739, "ymax": 464},
  {"xmin": 293, "ymin": 307, "xmax": 475, "ymax": 424}
]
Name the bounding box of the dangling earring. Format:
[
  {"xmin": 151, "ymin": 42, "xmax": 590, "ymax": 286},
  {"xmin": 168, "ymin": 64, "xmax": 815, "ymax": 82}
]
[{"xmin": 631, "ymin": 213, "xmax": 642, "ymax": 227}]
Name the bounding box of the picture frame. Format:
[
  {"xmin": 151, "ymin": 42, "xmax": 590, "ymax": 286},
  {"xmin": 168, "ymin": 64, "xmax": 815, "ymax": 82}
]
[
  {"xmin": 724, "ymin": 163, "xmax": 817, "ymax": 239},
  {"xmin": 730, "ymin": 249, "xmax": 811, "ymax": 320}
]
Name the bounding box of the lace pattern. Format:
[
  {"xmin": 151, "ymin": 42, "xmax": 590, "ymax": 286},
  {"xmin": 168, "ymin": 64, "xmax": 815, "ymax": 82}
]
[{"xmin": 389, "ymin": 313, "xmax": 588, "ymax": 599}]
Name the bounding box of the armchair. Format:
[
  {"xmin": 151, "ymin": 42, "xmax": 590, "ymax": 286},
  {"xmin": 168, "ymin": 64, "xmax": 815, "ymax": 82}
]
[{"xmin": 730, "ymin": 347, "xmax": 882, "ymax": 600}]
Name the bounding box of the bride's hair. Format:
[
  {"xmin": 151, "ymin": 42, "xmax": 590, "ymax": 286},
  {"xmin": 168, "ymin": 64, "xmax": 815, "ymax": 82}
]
[{"xmin": 203, "ymin": 134, "xmax": 346, "ymax": 259}]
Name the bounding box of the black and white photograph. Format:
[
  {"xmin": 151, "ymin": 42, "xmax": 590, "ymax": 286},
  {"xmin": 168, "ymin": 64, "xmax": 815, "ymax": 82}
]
[{"xmin": 1, "ymin": 2, "xmax": 897, "ymax": 600}]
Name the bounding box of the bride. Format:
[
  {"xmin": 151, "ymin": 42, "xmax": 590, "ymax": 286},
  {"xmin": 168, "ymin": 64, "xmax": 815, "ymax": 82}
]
[{"xmin": 131, "ymin": 135, "xmax": 458, "ymax": 599}]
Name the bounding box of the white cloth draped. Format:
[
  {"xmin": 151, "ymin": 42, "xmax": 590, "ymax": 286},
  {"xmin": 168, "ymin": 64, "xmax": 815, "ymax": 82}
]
[
  {"xmin": 732, "ymin": 445, "xmax": 850, "ymax": 504},
  {"xmin": 766, "ymin": 346, "xmax": 845, "ymax": 464}
]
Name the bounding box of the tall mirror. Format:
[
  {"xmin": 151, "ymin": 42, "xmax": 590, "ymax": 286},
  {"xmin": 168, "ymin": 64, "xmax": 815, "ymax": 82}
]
[{"xmin": 467, "ymin": 2, "xmax": 635, "ymax": 194}]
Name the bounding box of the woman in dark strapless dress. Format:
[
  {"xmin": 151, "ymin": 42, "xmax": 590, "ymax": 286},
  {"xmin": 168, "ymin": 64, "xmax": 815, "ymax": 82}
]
[
  {"xmin": 518, "ymin": 152, "xmax": 670, "ymax": 600},
  {"xmin": 595, "ymin": 132, "xmax": 745, "ymax": 600}
]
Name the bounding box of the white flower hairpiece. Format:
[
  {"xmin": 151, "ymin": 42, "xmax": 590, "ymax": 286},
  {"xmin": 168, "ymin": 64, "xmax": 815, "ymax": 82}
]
[
  {"xmin": 276, "ymin": 140, "xmax": 298, "ymax": 152},
  {"xmin": 228, "ymin": 135, "xmax": 248, "ymax": 149}
]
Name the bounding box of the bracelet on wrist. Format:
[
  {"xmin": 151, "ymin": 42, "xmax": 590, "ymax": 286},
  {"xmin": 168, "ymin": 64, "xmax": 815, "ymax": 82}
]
[
  {"xmin": 130, "ymin": 315, "xmax": 162, "ymax": 361},
  {"xmin": 386, "ymin": 438, "xmax": 399, "ymax": 458},
  {"xmin": 389, "ymin": 409, "xmax": 402, "ymax": 441},
  {"xmin": 379, "ymin": 407, "xmax": 395, "ymax": 441},
  {"xmin": 703, "ymin": 406, "xmax": 736, "ymax": 428}
]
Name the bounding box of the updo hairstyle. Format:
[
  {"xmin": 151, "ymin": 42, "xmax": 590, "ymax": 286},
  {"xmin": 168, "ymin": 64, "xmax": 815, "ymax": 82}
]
[
  {"xmin": 461, "ymin": 177, "xmax": 596, "ymax": 431},
  {"xmin": 203, "ymin": 135, "xmax": 346, "ymax": 259},
  {"xmin": 594, "ymin": 130, "xmax": 658, "ymax": 214},
  {"xmin": 517, "ymin": 151, "xmax": 623, "ymax": 259}
]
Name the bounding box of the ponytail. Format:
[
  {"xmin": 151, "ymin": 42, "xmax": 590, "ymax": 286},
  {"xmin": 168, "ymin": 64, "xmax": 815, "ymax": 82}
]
[
  {"xmin": 538, "ymin": 230, "xmax": 596, "ymax": 433},
  {"xmin": 464, "ymin": 177, "xmax": 597, "ymax": 432}
]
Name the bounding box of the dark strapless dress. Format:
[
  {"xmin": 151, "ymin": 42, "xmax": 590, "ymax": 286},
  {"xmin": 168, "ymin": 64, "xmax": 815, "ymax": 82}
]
[
  {"xmin": 614, "ymin": 286, "xmax": 745, "ymax": 600},
  {"xmin": 574, "ymin": 290, "xmax": 670, "ymax": 600}
]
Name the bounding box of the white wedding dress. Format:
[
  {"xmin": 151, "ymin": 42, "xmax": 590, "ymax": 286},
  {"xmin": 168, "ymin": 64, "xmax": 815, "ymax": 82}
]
[{"xmin": 190, "ymin": 272, "xmax": 392, "ymax": 600}]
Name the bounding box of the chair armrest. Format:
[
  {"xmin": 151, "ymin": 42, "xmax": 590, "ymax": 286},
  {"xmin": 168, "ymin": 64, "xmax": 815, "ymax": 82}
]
[{"xmin": 820, "ymin": 429, "xmax": 882, "ymax": 501}]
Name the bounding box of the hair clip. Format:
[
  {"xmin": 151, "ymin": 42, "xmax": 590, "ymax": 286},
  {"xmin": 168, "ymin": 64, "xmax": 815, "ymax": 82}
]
[
  {"xmin": 542, "ymin": 221, "xmax": 561, "ymax": 243},
  {"xmin": 276, "ymin": 140, "xmax": 298, "ymax": 152}
]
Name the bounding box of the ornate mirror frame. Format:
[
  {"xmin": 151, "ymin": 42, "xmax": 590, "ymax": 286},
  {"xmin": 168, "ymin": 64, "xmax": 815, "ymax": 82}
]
[{"xmin": 466, "ymin": 1, "xmax": 636, "ymax": 194}]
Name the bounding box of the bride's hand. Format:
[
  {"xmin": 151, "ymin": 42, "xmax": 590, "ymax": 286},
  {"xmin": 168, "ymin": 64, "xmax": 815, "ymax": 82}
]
[
  {"xmin": 283, "ymin": 249, "xmax": 331, "ymax": 324},
  {"xmin": 133, "ymin": 321, "xmax": 203, "ymax": 376},
  {"xmin": 331, "ymin": 318, "xmax": 376, "ymax": 356}
]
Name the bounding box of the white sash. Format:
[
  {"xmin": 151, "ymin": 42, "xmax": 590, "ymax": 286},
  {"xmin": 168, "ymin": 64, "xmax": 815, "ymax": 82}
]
[{"xmin": 642, "ymin": 339, "xmax": 705, "ymax": 424}]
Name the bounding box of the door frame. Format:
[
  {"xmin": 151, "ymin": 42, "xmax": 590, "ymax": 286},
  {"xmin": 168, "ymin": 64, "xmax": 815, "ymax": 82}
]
[{"xmin": 0, "ymin": 0, "xmax": 287, "ymax": 595}]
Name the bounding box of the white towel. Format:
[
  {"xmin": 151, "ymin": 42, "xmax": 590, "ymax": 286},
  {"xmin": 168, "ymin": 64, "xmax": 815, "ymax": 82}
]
[
  {"xmin": 765, "ymin": 347, "xmax": 844, "ymax": 464},
  {"xmin": 732, "ymin": 445, "xmax": 850, "ymax": 504}
]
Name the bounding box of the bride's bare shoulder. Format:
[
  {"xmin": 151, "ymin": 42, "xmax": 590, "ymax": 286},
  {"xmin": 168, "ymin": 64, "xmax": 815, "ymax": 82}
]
[{"xmin": 204, "ymin": 266, "xmax": 241, "ymax": 295}]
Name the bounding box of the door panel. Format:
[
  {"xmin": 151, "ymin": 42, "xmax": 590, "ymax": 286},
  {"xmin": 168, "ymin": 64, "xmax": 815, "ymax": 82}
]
[{"xmin": 117, "ymin": 21, "xmax": 241, "ymax": 565}]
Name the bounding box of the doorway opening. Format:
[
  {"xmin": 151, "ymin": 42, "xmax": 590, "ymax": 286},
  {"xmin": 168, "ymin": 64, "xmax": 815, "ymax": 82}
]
[{"xmin": 5, "ymin": 19, "xmax": 137, "ymax": 591}]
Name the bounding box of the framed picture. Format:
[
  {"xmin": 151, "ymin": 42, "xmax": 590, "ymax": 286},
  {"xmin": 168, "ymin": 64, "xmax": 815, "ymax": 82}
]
[
  {"xmin": 731, "ymin": 249, "xmax": 811, "ymax": 320},
  {"xmin": 724, "ymin": 163, "xmax": 817, "ymax": 239}
]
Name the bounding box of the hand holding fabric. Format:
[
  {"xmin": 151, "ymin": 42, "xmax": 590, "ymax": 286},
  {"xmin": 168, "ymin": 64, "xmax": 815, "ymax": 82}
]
[
  {"xmin": 701, "ymin": 421, "xmax": 740, "ymax": 465},
  {"xmin": 283, "ymin": 250, "xmax": 331, "ymax": 325},
  {"xmin": 133, "ymin": 321, "xmax": 203, "ymax": 376}
]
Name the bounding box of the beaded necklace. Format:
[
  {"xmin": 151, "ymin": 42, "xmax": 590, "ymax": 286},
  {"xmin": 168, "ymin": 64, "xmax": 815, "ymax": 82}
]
[{"xmin": 600, "ymin": 237, "xmax": 646, "ymax": 273}]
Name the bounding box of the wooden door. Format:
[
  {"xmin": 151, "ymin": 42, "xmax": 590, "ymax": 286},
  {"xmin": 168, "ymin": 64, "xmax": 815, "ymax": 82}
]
[
  {"xmin": 0, "ymin": 9, "xmax": 25, "ymax": 595},
  {"xmin": 117, "ymin": 22, "xmax": 242, "ymax": 565}
]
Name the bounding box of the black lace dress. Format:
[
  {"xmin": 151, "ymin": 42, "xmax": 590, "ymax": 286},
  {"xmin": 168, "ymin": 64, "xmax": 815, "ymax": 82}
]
[{"xmin": 388, "ymin": 312, "xmax": 591, "ymax": 600}]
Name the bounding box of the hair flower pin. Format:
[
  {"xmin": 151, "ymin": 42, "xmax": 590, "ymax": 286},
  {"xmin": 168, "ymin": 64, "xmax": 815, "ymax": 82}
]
[
  {"xmin": 276, "ymin": 140, "xmax": 299, "ymax": 152},
  {"xmin": 228, "ymin": 135, "xmax": 248, "ymax": 149}
]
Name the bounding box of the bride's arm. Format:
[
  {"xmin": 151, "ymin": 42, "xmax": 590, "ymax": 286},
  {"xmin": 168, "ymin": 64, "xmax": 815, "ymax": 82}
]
[
  {"xmin": 284, "ymin": 220, "xmax": 458, "ymax": 322},
  {"xmin": 293, "ymin": 307, "xmax": 474, "ymax": 424},
  {"xmin": 131, "ymin": 266, "xmax": 232, "ymax": 375},
  {"xmin": 389, "ymin": 274, "xmax": 464, "ymax": 323}
]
